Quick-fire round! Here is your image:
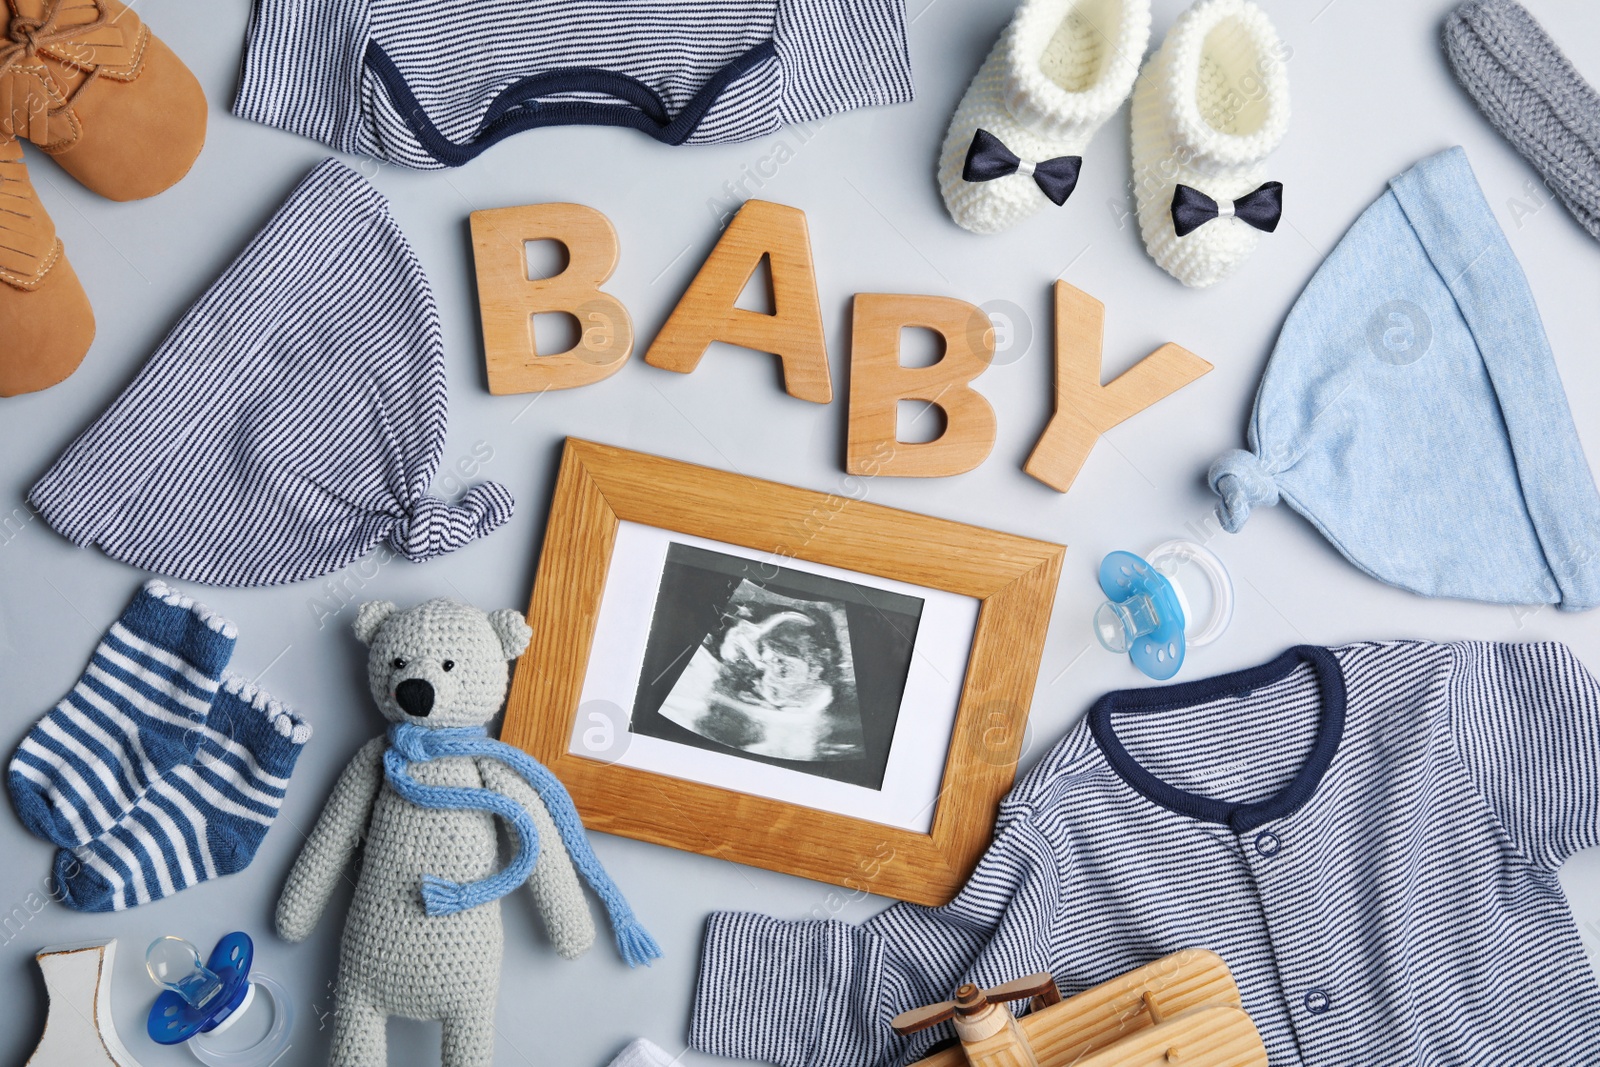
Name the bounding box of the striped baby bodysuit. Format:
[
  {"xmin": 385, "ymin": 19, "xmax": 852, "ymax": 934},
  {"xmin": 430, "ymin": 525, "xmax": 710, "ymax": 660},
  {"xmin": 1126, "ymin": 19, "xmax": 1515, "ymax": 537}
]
[
  {"xmin": 690, "ymin": 642, "xmax": 1600, "ymax": 1065},
  {"xmin": 234, "ymin": 0, "xmax": 914, "ymax": 169}
]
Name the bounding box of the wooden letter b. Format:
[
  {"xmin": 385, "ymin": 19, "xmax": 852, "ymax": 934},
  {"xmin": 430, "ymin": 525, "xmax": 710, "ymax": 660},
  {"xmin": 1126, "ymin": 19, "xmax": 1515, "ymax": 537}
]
[
  {"xmin": 847, "ymin": 294, "xmax": 998, "ymax": 478},
  {"xmin": 471, "ymin": 203, "xmax": 634, "ymax": 395}
]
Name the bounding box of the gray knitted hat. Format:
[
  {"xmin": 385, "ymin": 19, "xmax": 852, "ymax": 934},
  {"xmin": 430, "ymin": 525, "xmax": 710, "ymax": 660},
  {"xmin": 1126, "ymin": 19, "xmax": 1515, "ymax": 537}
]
[
  {"xmin": 29, "ymin": 160, "xmax": 514, "ymax": 587},
  {"xmin": 1444, "ymin": 0, "xmax": 1600, "ymax": 242}
]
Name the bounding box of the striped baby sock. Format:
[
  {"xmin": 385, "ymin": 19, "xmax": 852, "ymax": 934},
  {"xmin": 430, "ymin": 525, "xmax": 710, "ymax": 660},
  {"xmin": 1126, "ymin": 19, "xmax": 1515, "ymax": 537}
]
[
  {"xmin": 54, "ymin": 675, "xmax": 312, "ymax": 912},
  {"xmin": 8, "ymin": 580, "xmax": 237, "ymax": 848}
]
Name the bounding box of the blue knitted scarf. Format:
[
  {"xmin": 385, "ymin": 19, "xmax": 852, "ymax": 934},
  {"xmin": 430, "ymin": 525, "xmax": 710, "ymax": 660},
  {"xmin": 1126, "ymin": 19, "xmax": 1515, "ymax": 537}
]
[{"xmin": 383, "ymin": 723, "xmax": 662, "ymax": 968}]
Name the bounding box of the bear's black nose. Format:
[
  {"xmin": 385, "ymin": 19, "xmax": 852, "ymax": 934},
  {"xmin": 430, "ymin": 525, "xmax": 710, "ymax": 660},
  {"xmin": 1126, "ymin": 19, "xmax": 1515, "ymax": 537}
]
[{"xmin": 395, "ymin": 679, "xmax": 434, "ymax": 717}]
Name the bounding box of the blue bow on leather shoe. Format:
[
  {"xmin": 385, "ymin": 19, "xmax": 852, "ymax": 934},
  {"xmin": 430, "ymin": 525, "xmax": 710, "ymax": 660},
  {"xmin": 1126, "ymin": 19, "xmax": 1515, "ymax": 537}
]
[
  {"xmin": 1172, "ymin": 181, "xmax": 1284, "ymax": 237},
  {"xmin": 962, "ymin": 129, "xmax": 1082, "ymax": 206}
]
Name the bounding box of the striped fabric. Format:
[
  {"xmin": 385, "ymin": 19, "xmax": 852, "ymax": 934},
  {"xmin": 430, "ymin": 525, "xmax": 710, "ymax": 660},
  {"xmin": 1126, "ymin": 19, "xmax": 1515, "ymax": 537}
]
[
  {"xmin": 234, "ymin": 0, "xmax": 914, "ymax": 169},
  {"xmin": 691, "ymin": 642, "xmax": 1600, "ymax": 1066},
  {"xmin": 7, "ymin": 581, "xmax": 313, "ymax": 912},
  {"xmin": 55, "ymin": 674, "xmax": 312, "ymax": 913},
  {"xmin": 28, "ymin": 160, "xmax": 514, "ymax": 588},
  {"xmin": 9, "ymin": 580, "xmax": 236, "ymax": 848}
]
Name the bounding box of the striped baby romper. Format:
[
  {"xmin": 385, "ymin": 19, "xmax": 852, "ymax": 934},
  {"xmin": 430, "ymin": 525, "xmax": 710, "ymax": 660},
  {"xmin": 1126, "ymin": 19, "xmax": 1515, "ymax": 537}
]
[
  {"xmin": 233, "ymin": 0, "xmax": 915, "ymax": 169},
  {"xmin": 690, "ymin": 642, "xmax": 1600, "ymax": 1066}
]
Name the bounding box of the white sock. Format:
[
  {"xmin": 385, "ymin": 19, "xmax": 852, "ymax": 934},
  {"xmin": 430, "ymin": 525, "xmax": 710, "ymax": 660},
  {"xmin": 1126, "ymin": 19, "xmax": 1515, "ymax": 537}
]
[
  {"xmin": 605, "ymin": 1039, "xmax": 676, "ymax": 1067},
  {"xmin": 939, "ymin": 0, "xmax": 1150, "ymax": 234},
  {"xmin": 1131, "ymin": 0, "xmax": 1290, "ymax": 287}
]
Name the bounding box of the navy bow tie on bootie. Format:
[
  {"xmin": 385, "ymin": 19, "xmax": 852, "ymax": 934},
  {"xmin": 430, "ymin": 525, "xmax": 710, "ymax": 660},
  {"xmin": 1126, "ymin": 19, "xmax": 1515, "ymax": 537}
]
[
  {"xmin": 962, "ymin": 129, "xmax": 1083, "ymax": 206},
  {"xmin": 1172, "ymin": 181, "xmax": 1285, "ymax": 237}
]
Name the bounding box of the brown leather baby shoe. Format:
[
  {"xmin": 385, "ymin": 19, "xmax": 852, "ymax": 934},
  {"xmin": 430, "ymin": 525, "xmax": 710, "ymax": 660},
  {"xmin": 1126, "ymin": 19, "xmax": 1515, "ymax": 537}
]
[
  {"xmin": 0, "ymin": 134, "xmax": 94, "ymax": 396},
  {"xmin": 1, "ymin": 0, "xmax": 207, "ymax": 202}
]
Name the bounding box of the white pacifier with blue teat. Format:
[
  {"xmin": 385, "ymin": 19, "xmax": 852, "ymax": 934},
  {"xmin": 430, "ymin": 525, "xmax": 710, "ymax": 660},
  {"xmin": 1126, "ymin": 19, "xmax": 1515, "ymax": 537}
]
[{"xmin": 1093, "ymin": 540, "xmax": 1234, "ymax": 680}]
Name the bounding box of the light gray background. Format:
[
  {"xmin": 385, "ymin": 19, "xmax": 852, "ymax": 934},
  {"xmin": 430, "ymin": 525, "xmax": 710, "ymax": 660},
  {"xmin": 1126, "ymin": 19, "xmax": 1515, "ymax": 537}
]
[{"xmin": 4, "ymin": 1, "xmax": 1600, "ymax": 1064}]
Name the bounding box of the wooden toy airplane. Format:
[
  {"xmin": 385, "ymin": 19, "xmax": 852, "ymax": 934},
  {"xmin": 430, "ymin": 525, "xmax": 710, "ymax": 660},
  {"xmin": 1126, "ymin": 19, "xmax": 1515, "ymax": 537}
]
[{"xmin": 892, "ymin": 949, "xmax": 1267, "ymax": 1067}]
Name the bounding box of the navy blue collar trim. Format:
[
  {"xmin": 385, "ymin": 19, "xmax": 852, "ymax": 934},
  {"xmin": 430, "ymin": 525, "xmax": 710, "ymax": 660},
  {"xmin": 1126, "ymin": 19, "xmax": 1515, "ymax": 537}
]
[
  {"xmin": 366, "ymin": 40, "xmax": 779, "ymax": 166},
  {"xmin": 1088, "ymin": 646, "xmax": 1346, "ymax": 833}
]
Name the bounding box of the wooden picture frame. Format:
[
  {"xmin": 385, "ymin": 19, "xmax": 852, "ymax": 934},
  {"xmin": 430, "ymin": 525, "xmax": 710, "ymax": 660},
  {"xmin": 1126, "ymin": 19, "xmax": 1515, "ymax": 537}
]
[{"xmin": 501, "ymin": 439, "xmax": 1065, "ymax": 905}]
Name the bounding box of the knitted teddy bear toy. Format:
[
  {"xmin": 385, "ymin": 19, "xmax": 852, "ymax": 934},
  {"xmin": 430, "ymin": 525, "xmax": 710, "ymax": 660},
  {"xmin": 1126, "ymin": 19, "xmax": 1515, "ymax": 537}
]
[{"xmin": 276, "ymin": 599, "xmax": 660, "ymax": 1067}]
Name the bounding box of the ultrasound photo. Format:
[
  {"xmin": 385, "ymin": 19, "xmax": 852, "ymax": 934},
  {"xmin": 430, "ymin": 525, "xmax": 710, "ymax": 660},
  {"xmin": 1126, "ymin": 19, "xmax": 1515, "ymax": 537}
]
[{"xmin": 629, "ymin": 543, "xmax": 924, "ymax": 790}]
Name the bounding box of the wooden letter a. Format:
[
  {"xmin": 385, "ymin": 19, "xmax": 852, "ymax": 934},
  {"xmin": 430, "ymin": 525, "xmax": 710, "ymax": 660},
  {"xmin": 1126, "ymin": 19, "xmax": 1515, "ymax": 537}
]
[
  {"xmin": 1026, "ymin": 282, "xmax": 1213, "ymax": 493},
  {"xmin": 646, "ymin": 200, "xmax": 832, "ymax": 403}
]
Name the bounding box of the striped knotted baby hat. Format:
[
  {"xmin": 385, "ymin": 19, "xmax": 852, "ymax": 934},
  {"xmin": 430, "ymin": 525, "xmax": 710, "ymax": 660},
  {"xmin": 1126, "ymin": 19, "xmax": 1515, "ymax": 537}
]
[{"xmin": 29, "ymin": 159, "xmax": 514, "ymax": 587}]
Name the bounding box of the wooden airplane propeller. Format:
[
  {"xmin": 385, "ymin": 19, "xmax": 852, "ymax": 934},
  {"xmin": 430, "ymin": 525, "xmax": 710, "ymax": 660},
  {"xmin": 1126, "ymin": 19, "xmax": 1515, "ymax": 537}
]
[{"xmin": 892, "ymin": 973, "xmax": 1062, "ymax": 1036}]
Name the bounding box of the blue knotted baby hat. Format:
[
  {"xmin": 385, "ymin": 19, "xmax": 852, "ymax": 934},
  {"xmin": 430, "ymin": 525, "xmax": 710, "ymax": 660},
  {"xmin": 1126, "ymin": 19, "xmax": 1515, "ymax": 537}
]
[
  {"xmin": 29, "ymin": 160, "xmax": 514, "ymax": 588},
  {"xmin": 1208, "ymin": 147, "xmax": 1600, "ymax": 610}
]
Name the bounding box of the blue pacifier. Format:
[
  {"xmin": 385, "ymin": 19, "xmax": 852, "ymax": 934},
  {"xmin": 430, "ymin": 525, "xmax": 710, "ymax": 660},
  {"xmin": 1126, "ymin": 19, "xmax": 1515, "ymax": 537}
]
[
  {"xmin": 1094, "ymin": 540, "xmax": 1234, "ymax": 681},
  {"xmin": 147, "ymin": 932, "xmax": 294, "ymax": 1066}
]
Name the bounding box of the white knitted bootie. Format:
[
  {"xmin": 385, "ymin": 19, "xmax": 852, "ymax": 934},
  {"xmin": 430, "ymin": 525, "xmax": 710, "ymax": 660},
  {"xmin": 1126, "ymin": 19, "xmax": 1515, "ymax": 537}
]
[
  {"xmin": 1131, "ymin": 0, "xmax": 1289, "ymax": 287},
  {"xmin": 939, "ymin": 0, "xmax": 1151, "ymax": 235}
]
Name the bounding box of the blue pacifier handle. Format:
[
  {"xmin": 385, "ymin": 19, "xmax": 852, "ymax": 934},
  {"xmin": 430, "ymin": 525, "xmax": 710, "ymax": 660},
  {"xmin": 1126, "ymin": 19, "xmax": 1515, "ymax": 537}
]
[
  {"xmin": 1097, "ymin": 551, "xmax": 1187, "ymax": 681},
  {"xmin": 148, "ymin": 932, "xmax": 254, "ymax": 1045}
]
